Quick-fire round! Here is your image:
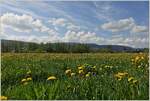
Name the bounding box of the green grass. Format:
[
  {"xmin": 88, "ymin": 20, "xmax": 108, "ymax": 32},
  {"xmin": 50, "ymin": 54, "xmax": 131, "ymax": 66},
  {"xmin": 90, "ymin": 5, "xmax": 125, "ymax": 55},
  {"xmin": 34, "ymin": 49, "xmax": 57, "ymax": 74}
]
[{"xmin": 1, "ymin": 53, "xmax": 149, "ymax": 100}]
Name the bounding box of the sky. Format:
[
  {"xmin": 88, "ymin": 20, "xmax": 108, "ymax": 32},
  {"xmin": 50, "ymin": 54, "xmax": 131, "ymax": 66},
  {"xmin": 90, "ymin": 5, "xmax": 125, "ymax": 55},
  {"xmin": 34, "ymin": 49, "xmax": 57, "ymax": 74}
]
[{"xmin": 0, "ymin": 0, "xmax": 149, "ymax": 48}]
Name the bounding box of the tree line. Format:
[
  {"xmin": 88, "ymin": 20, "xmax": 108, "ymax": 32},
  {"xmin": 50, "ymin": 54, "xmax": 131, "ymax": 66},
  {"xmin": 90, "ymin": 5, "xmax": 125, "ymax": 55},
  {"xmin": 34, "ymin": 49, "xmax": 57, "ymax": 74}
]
[{"xmin": 1, "ymin": 40, "xmax": 149, "ymax": 53}]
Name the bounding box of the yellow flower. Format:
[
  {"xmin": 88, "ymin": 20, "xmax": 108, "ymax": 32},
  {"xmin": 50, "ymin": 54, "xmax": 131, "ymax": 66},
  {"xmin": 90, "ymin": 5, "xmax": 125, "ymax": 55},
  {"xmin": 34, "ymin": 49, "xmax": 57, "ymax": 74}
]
[
  {"xmin": 92, "ymin": 66, "xmax": 96, "ymax": 69},
  {"xmin": 71, "ymin": 73, "xmax": 76, "ymax": 77},
  {"xmin": 114, "ymin": 72, "xmax": 128, "ymax": 81},
  {"xmin": 0, "ymin": 96, "xmax": 7, "ymax": 100},
  {"xmin": 27, "ymin": 70, "xmax": 31, "ymax": 74},
  {"xmin": 65, "ymin": 69, "xmax": 71, "ymax": 75},
  {"xmin": 79, "ymin": 70, "xmax": 84, "ymax": 74},
  {"xmin": 131, "ymin": 59, "xmax": 134, "ymax": 62},
  {"xmin": 47, "ymin": 76, "xmax": 57, "ymax": 80},
  {"xmin": 135, "ymin": 56, "xmax": 140, "ymax": 61},
  {"xmin": 85, "ymin": 73, "xmax": 90, "ymax": 77},
  {"xmin": 117, "ymin": 72, "xmax": 128, "ymax": 76},
  {"xmin": 78, "ymin": 66, "xmax": 84, "ymax": 70},
  {"xmin": 141, "ymin": 56, "xmax": 144, "ymax": 60},
  {"xmin": 23, "ymin": 82, "xmax": 28, "ymax": 85},
  {"xmin": 133, "ymin": 80, "xmax": 138, "ymax": 84},
  {"xmin": 128, "ymin": 77, "xmax": 134, "ymax": 82},
  {"xmin": 21, "ymin": 78, "xmax": 27, "ymax": 82},
  {"xmin": 26, "ymin": 77, "xmax": 32, "ymax": 81}
]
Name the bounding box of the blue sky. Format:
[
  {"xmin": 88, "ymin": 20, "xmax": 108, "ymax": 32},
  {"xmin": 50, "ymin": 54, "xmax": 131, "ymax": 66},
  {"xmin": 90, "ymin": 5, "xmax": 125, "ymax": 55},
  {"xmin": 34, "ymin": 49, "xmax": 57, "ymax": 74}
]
[{"xmin": 0, "ymin": 0, "xmax": 149, "ymax": 48}]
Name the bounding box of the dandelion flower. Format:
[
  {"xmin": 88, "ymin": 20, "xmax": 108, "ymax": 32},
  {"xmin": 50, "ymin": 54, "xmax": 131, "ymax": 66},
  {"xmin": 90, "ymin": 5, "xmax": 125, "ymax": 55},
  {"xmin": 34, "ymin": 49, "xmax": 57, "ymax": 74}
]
[
  {"xmin": 47, "ymin": 76, "xmax": 57, "ymax": 80},
  {"xmin": 133, "ymin": 80, "xmax": 138, "ymax": 84},
  {"xmin": 21, "ymin": 78, "xmax": 27, "ymax": 82},
  {"xmin": 71, "ymin": 73, "xmax": 76, "ymax": 77},
  {"xmin": 26, "ymin": 77, "xmax": 32, "ymax": 81},
  {"xmin": 65, "ymin": 69, "xmax": 71, "ymax": 75},
  {"xmin": 27, "ymin": 70, "xmax": 31, "ymax": 74},
  {"xmin": 85, "ymin": 73, "xmax": 90, "ymax": 77},
  {"xmin": 0, "ymin": 96, "xmax": 7, "ymax": 100},
  {"xmin": 128, "ymin": 77, "xmax": 134, "ymax": 82},
  {"xmin": 78, "ymin": 66, "xmax": 84, "ymax": 70},
  {"xmin": 79, "ymin": 70, "xmax": 84, "ymax": 74},
  {"xmin": 23, "ymin": 82, "xmax": 28, "ymax": 85}
]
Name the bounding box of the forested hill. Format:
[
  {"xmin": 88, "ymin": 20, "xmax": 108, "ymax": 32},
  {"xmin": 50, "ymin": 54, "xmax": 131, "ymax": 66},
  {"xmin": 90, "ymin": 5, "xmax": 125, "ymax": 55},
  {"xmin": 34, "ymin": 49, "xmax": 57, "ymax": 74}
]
[{"xmin": 1, "ymin": 39, "xmax": 148, "ymax": 53}]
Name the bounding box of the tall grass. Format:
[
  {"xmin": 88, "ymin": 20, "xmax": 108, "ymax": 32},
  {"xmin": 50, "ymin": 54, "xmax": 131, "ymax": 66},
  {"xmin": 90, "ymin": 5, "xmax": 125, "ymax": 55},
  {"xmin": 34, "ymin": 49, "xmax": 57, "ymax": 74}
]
[{"xmin": 1, "ymin": 53, "xmax": 149, "ymax": 100}]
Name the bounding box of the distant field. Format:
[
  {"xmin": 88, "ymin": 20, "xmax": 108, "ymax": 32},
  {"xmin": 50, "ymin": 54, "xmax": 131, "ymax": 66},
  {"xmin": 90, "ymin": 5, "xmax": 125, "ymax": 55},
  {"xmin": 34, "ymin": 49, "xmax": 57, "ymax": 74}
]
[{"xmin": 1, "ymin": 53, "xmax": 149, "ymax": 100}]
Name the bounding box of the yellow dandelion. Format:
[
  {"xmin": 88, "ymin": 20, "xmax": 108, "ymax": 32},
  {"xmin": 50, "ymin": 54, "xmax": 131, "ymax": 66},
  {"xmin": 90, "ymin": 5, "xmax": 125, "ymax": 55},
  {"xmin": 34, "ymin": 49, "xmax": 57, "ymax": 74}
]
[
  {"xmin": 133, "ymin": 80, "xmax": 138, "ymax": 84},
  {"xmin": 85, "ymin": 73, "xmax": 90, "ymax": 77},
  {"xmin": 0, "ymin": 96, "xmax": 7, "ymax": 100},
  {"xmin": 118, "ymin": 78, "xmax": 122, "ymax": 81},
  {"xmin": 21, "ymin": 78, "xmax": 27, "ymax": 82},
  {"xmin": 128, "ymin": 77, "xmax": 134, "ymax": 82},
  {"xmin": 79, "ymin": 70, "xmax": 84, "ymax": 74},
  {"xmin": 27, "ymin": 70, "xmax": 32, "ymax": 74},
  {"xmin": 47, "ymin": 76, "xmax": 57, "ymax": 80},
  {"xmin": 78, "ymin": 66, "xmax": 84, "ymax": 70},
  {"xmin": 92, "ymin": 66, "xmax": 96, "ymax": 69},
  {"xmin": 135, "ymin": 56, "xmax": 140, "ymax": 61},
  {"xmin": 71, "ymin": 73, "xmax": 76, "ymax": 77},
  {"xmin": 131, "ymin": 59, "xmax": 134, "ymax": 62},
  {"xmin": 23, "ymin": 82, "xmax": 28, "ymax": 85},
  {"xmin": 141, "ymin": 56, "xmax": 144, "ymax": 60},
  {"xmin": 117, "ymin": 72, "xmax": 125, "ymax": 76},
  {"xmin": 65, "ymin": 69, "xmax": 71, "ymax": 75},
  {"xmin": 26, "ymin": 77, "xmax": 32, "ymax": 81}
]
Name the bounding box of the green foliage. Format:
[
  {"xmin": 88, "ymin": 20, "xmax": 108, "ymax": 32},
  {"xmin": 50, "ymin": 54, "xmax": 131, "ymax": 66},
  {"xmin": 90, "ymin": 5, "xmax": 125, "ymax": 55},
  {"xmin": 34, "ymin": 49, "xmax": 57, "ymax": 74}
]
[{"xmin": 1, "ymin": 53, "xmax": 149, "ymax": 100}]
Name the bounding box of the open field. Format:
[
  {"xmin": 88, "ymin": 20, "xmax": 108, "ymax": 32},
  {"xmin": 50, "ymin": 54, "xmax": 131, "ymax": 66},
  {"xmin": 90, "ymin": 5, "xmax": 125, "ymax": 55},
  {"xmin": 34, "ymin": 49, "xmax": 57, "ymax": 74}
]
[{"xmin": 1, "ymin": 53, "xmax": 149, "ymax": 100}]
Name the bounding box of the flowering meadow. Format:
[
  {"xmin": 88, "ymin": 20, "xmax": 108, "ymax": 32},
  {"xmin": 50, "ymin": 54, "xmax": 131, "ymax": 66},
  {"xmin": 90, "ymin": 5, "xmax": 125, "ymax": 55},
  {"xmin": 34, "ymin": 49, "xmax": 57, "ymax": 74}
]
[{"xmin": 1, "ymin": 53, "xmax": 149, "ymax": 100}]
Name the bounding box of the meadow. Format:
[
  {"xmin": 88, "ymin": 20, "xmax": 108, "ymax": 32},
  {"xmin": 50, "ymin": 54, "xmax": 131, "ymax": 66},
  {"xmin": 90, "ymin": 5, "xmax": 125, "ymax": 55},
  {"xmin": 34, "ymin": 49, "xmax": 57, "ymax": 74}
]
[{"xmin": 1, "ymin": 53, "xmax": 149, "ymax": 100}]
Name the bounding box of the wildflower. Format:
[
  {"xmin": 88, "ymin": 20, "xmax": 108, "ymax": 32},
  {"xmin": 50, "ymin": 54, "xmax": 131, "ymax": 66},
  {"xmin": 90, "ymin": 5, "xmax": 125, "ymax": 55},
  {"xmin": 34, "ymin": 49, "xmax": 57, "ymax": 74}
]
[
  {"xmin": 0, "ymin": 96, "xmax": 7, "ymax": 100},
  {"xmin": 92, "ymin": 66, "xmax": 96, "ymax": 69},
  {"xmin": 71, "ymin": 73, "xmax": 76, "ymax": 77},
  {"xmin": 117, "ymin": 72, "xmax": 126, "ymax": 76},
  {"xmin": 78, "ymin": 66, "xmax": 84, "ymax": 70},
  {"xmin": 26, "ymin": 77, "xmax": 32, "ymax": 81},
  {"xmin": 65, "ymin": 69, "xmax": 71, "ymax": 75},
  {"xmin": 133, "ymin": 80, "xmax": 138, "ymax": 84},
  {"xmin": 114, "ymin": 72, "xmax": 128, "ymax": 81},
  {"xmin": 47, "ymin": 76, "xmax": 57, "ymax": 80},
  {"xmin": 85, "ymin": 73, "xmax": 90, "ymax": 77},
  {"xmin": 128, "ymin": 77, "xmax": 134, "ymax": 82},
  {"xmin": 79, "ymin": 70, "xmax": 84, "ymax": 74},
  {"xmin": 21, "ymin": 78, "xmax": 27, "ymax": 82},
  {"xmin": 131, "ymin": 59, "xmax": 134, "ymax": 62},
  {"xmin": 141, "ymin": 56, "xmax": 144, "ymax": 60},
  {"xmin": 27, "ymin": 70, "xmax": 31, "ymax": 74},
  {"xmin": 23, "ymin": 82, "xmax": 28, "ymax": 85},
  {"xmin": 135, "ymin": 56, "xmax": 140, "ymax": 61}
]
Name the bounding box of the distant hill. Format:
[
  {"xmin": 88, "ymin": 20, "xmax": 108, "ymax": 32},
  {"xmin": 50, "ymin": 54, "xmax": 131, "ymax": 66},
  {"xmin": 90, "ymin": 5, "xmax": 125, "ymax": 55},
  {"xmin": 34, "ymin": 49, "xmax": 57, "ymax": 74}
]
[{"xmin": 1, "ymin": 39, "xmax": 148, "ymax": 53}]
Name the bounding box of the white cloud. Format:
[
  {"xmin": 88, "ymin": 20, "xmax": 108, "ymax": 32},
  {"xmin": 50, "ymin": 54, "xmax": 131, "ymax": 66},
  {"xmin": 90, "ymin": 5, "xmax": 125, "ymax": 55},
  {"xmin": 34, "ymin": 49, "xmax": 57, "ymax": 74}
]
[
  {"xmin": 0, "ymin": 13, "xmax": 56, "ymax": 34},
  {"xmin": 66, "ymin": 23, "xmax": 80, "ymax": 31},
  {"xmin": 48, "ymin": 18, "xmax": 80, "ymax": 31},
  {"xmin": 62, "ymin": 30, "xmax": 104, "ymax": 44},
  {"xmin": 131, "ymin": 25, "xmax": 148, "ymax": 33},
  {"xmin": 101, "ymin": 17, "xmax": 135, "ymax": 32},
  {"xmin": 48, "ymin": 18, "xmax": 67, "ymax": 27}
]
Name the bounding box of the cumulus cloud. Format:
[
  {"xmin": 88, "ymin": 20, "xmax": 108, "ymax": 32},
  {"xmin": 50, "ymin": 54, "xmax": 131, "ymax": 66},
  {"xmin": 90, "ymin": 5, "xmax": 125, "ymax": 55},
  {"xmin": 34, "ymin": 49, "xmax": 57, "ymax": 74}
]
[
  {"xmin": 48, "ymin": 18, "xmax": 67, "ymax": 27},
  {"xmin": 0, "ymin": 13, "xmax": 57, "ymax": 34},
  {"xmin": 62, "ymin": 30, "xmax": 104, "ymax": 44},
  {"xmin": 101, "ymin": 17, "xmax": 148, "ymax": 34},
  {"xmin": 48, "ymin": 18, "xmax": 80, "ymax": 31},
  {"xmin": 101, "ymin": 17, "xmax": 135, "ymax": 32},
  {"xmin": 131, "ymin": 25, "xmax": 148, "ymax": 33}
]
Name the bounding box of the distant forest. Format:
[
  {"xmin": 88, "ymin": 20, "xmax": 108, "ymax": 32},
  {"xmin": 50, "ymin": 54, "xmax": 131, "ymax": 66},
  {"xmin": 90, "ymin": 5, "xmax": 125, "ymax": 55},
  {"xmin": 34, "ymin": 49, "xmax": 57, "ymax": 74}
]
[{"xmin": 1, "ymin": 39, "xmax": 149, "ymax": 53}]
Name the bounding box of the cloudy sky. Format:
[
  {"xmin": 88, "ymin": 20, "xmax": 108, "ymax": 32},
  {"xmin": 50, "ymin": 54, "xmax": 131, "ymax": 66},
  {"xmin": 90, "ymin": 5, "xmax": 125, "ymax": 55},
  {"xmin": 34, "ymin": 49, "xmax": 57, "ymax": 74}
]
[{"xmin": 0, "ymin": 0, "xmax": 149, "ymax": 48}]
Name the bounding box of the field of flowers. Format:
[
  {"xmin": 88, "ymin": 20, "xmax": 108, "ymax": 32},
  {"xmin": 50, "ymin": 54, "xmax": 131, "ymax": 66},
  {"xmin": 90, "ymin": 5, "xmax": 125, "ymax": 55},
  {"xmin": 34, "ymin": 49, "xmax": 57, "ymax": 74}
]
[{"xmin": 1, "ymin": 53, "xmax": 149, "ymax": 100}]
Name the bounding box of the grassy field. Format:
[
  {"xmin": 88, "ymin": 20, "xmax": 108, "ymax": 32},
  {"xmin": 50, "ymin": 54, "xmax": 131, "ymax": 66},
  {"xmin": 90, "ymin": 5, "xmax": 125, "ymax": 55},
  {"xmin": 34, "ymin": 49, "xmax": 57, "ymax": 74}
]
[{"xmin": 1, "ymin": 53, "xmax": 149, "ymax": 100}]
